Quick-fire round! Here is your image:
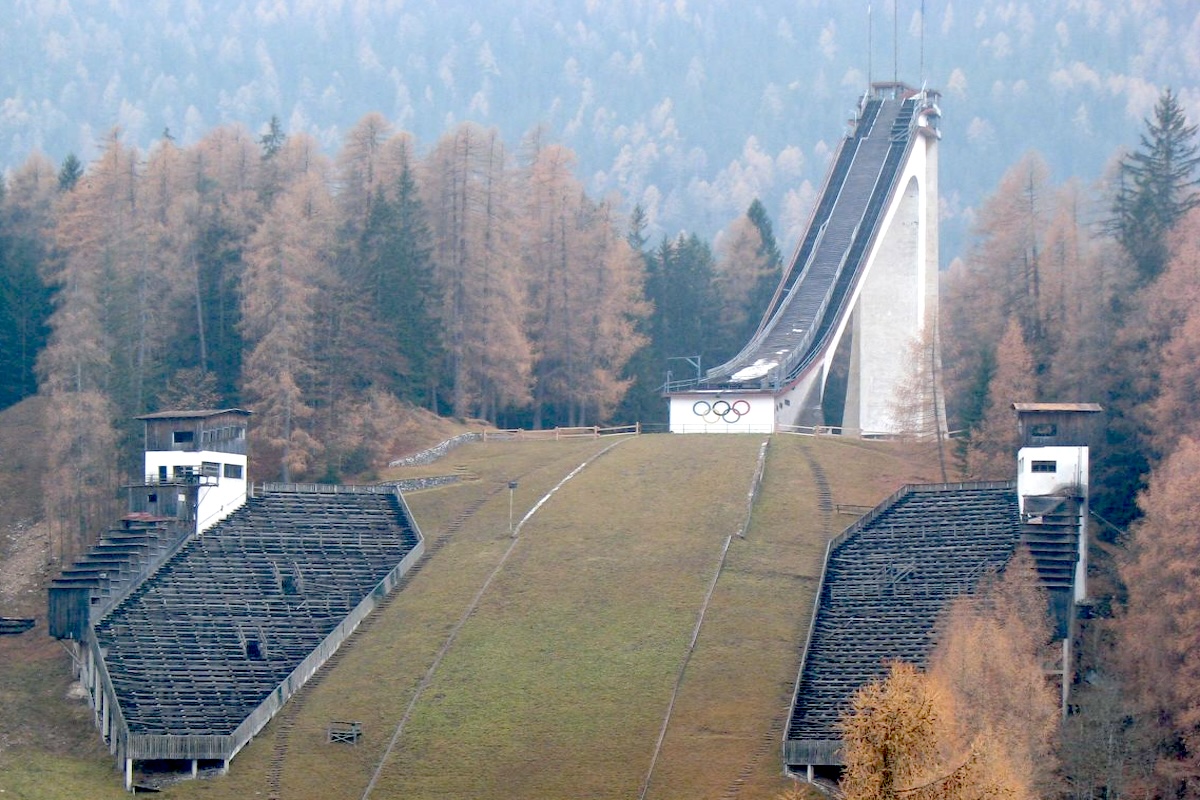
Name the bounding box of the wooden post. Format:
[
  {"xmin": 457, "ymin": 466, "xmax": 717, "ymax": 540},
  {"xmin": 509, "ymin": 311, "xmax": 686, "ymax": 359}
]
[{"xmin": 1061, "ymin": 636, "xmax": 1070, "ymax": 718}]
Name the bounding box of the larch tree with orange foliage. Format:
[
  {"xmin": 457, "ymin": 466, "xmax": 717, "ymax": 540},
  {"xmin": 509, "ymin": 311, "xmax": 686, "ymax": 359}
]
[
  {"xmin": 1118, "ymin": 436, "xmax": 1200, "ymax": 798},
  {"xmin": 963, "ymin": 318, "xmax": 1035, "ymax": 480},
  {"xmin": 840, "ymin": 553, "xmax": 1060, "ymax": 800},
  {"xmin": 422, "ymin": 122, "xmax": 532, "ymax": 422},
  {"xmin": 240, "ymin": 140, "xmax": 333, "ymax": 481},
  {"xmin": 928, "ymin": 550, "xmax": 1060, "ymax": 798},
  {"xmin": 38, "ymin": 133, "xmax": 140, "ymax": 558}
]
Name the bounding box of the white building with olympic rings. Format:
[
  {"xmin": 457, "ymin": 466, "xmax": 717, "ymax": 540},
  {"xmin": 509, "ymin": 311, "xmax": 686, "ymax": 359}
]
[{"xmin": 668, "ymin": 393, "xmax": 775, "ymax": 434}]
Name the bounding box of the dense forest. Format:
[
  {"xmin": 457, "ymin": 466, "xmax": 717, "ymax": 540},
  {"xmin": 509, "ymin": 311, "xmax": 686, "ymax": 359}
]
[
  {"xmin": 0, "ymin": 112, "xmax": 782, "ymax": 555},
  {"xmin": 928, "ymin": 89, "xmax": 1200, "ymax": 800}
]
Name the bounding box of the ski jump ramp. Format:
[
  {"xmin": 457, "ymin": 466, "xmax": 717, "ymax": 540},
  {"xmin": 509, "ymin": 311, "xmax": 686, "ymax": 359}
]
[{"xmin": 667, "ymin": 83, "xmax": 942, "ymax": 437}]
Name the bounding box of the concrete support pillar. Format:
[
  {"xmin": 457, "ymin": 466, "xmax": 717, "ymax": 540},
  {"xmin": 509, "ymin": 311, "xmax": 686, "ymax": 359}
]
[
  {"xmin": 845, "ymin": 175, "xmax": 922, "ymax": 433},
  {"xmin": 192, "ymin": 759, "xmax": 199, "ymax": 778},
  {"xmin": 833, "ymin": 125, "xmax": 939, "ymax": 436},
  {"xmin": 124, "ymin": 758, "xmax": 133, "ymax": 791}
]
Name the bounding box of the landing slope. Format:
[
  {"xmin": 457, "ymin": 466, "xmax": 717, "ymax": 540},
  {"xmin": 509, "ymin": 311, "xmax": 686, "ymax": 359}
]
[{"xmin": 165, "ymin": 433, "xmax": 940, "ymax": 800}]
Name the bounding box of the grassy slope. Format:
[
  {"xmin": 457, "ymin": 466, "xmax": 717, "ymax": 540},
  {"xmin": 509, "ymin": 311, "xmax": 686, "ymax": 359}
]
[
  {"xmin": 0, "ymin": 427, "xmax": 942, "ymax": 799},
  {"xmin": 0, "ymin": 396, "xmax": 131, "ymax": 800}
]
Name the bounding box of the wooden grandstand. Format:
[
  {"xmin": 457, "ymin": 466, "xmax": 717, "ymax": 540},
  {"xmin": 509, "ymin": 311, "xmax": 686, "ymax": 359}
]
[
  {"xmin": 54, "ymin": 484, "xmax": 424, "ymax": 789},
  {"xmin": 784, "ymin": 481, "xmax": 1021, "ymax": 779}
]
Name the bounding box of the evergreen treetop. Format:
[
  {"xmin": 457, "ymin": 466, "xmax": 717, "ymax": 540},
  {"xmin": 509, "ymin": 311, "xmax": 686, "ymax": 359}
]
[{"xmin": 1111, "ymin": 88, "xmax": 1200, "ymax": 283}]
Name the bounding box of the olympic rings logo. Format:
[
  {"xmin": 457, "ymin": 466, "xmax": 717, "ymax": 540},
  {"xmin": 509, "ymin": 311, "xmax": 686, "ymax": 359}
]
[{"xmin": 692, "ymin": 399, "xmax": 751, "ymax": 423}]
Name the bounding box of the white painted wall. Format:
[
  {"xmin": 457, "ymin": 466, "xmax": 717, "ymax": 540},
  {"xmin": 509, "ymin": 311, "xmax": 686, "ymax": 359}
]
[
  {"xmin": 1017, "ymin": 445, "xmax": 1089, "ymax": 602},
  {"xmin": 144, "ymin": 449, "xmax": 248, "ymax": 532},
  {"xmin": 836, "ymin": 125, "xmax": 938, "ymax": 434},
  {"xmin": 669, "ymin": 393, "xmax": 774, "ymax": 433},
  {"xmin": 1016, "ymin": 446, "xmax": 1088, "ymax": 501}
]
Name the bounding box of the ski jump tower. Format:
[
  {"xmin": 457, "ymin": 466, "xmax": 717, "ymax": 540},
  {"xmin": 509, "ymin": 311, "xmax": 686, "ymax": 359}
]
[{"xmin": 667, "ymin": 83, "xmax": 942, "ymax": 436}]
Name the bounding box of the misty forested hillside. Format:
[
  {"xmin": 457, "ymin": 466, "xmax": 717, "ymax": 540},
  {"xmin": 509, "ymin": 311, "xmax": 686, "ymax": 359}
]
[
  {"xmin": 2, "ymin": 1, "xmax": 1198, "ymax": 257},
  {"xmin": 7, "ymin": 5, "xmax": 1200, "ymax": 797}
]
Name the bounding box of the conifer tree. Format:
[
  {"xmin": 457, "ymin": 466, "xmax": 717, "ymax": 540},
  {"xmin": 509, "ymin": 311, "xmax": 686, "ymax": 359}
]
[
  {"xmin": 0, "ymin": 154, "xmax": 56, "ymax": 409},
  {"xmin": 744, "ymin": 197, "xmax": 783, "ymax": 338},
  {"xmin": 368, "ymin": 156, "xmax": 443, "ymax": 410},
  {"xmin": 57, "ymin": 153, "xmax": 82, "ymax": 192},
  {"xmin": 1111, "ymin": 88, "xmax": 1200, "ymax": 284}
]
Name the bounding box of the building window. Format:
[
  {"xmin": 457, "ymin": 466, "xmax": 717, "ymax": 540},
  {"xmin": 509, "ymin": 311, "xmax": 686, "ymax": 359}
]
[
  {"xmin": 172, "ymin": 430, "xmax": 194, "ymax": 444},
  {"xmin": 224, "ymin": 463, "xmax": 244, "ymax": 480},
  {"xmin": 201, "ymin": 461, "xmax": 220, "ymax": 478},
  {"xmin": 1031, "ymin": 460, "xmax": 1057, "ymax": 473},
  {"xmin": 1030, "ymin": 423, "xmax": 1058, "ymax": 437}
]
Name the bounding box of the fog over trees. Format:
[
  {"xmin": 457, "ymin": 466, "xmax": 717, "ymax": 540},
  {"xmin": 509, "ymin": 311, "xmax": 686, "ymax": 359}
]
[{"xmin": 2, "ymin": 1, "xmax": 1198, "ymax": 255}]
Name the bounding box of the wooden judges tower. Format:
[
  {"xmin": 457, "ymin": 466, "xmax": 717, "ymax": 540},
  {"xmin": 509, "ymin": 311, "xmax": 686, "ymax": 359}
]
[{"xmin": 50, "ymin": 409, "xmax": 252, "ymax": 641}]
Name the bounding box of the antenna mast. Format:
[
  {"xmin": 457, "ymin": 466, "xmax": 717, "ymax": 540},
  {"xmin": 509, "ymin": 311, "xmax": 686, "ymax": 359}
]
[
  {"xmin": 868, "ymin": 3, "xmax": 873, "ymax": 86},
  {"xmin": 893, "ymin": 0, "xmax": 898, "ymax": 85}
]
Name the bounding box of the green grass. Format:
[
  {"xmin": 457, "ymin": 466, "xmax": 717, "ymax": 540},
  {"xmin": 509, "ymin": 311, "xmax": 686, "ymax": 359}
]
[
  {"xmin": 3, "ymin": 432, "xmax": 942, "ymax": 799},
  {"xmin": 0, "ymin": 629, "xmax": 129, "ymax": 799}
]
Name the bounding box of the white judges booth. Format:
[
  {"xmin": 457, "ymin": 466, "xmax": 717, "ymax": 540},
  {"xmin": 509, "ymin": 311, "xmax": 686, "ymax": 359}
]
[{"xmin": 668, "ymin": 392, "xmax": 775, "ymax": 434}]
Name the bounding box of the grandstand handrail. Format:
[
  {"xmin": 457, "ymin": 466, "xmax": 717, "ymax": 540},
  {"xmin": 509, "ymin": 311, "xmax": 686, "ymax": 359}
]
[
  {"xmin": 784, "ymin": 527, "xmax": 839, "ymax": 752},
  {"xmin": 254, "ymin": 482, "xmax": 399, "ymax": 495},
  {"xmin": 105, "ymin": 484, "xmax": 427, "ymax": 768},
  {"xmin": 85, "ymin": 628, "xmax": 130, "ymax": 763}
]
